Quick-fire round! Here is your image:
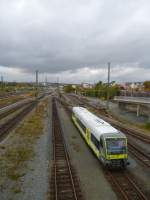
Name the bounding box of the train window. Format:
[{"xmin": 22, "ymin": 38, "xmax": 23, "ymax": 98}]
[
  {"xmin": 100, "ymin": 139, "xmax": 103, "ymax": 148},
  {"xmin": 91, "ymin": 133, "xmax": 99, "ymax": 149},
  {"xmin": 106, "ymin": 138, "xmax": 126, "ymax": 155},
  {"xmin": 76, "ymin": 117, "xmax": 86, "ymax": 133}
]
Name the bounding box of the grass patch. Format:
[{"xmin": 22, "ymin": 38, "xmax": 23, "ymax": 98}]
[
  {"xmin": 8, "ymin": 171, "xmax": 25, "ymax": 181},
  {"xmin": 11, "ymin": 185, "xmax": 22, "ymax": 194},
  {"xmin": 0, "ymin": 97, "xmax": 48, "ymax": 195},
  {"xmin": 144, "ymin": 122, "xmax": 150, "ymax": 130},
  {"xmin": 0, "ymin": 96, "xmax": 24, "ymax": 108}
]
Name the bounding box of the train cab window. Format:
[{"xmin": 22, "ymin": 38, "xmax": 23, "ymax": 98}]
[
  {"xmin": 100, "ymin": 139, "xmax": 103, "ymax": 148},
  {"xmin": 106, "ymin": 138, "xmax": 126, "ymax": 155}
]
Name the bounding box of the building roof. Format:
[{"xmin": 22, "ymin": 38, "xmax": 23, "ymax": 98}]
[{"xmin": 72, "ymin": 107, "xmax": 125, "ymax": 141}]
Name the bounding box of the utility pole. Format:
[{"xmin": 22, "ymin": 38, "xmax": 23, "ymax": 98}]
[
  {"xmin": 35, "ymin": 70, "xmax": 38, "ymax": 98},
  {"xmin": 57, "ymin": 77, "xmax": 59, "ymax": 96},
  {"xmin": 57, "ymin": 77, "xmax": 59, "ymax": 90},
  {"xmin": 106, "ymin": 62, "xmax": 110, "ymax": 110},
  {"xmin": 1, "ymin": 75, "xmax": 3, "ymax": 83},
  {"xmin": 1, "ymin": 75, "xmax": 4, "ymax": 90},
  {"xmin": 45, "ymin": 76, "xmax": 47, "ymax": 86}
]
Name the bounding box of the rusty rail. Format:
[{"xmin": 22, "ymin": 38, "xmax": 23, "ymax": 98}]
[
  {"xmin": 50, "ymin": 98, "xmax": 84, "ymax": 200},
  {"xmin": 0, "ymin": 102, "xmax": 37, "ymax": 142},
  {"xmin": 106, "ymin": 171, "xmax": 148, "ymax": 200},
  {"xmin": 59, "ymin": 94, "xmax": 149, "ymax": 199}
]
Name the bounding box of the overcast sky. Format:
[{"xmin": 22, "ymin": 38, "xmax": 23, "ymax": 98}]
[{"xmin": 0, "ymin": 0, "xmax": 150, "ymax": 83}]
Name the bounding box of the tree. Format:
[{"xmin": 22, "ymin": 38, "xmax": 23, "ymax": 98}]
[
  {"xmin": 95, "ymin": 81, "xmax": 102, "ymax": 89},
  {"xmin": 64, "ymin": 85, "xmax": 75, "ymax": 93},
  {"xmin": 143, "ymin": 81, "xmax": 150, "ymax": 91}
]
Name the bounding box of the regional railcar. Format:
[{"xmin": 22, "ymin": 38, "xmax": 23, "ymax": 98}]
[{"xmin": 72, "ymin": 107, "xmax": 128, "ymax": 169}]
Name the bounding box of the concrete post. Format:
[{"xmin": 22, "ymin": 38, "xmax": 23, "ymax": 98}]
[
  {"xmin": 118, "ymin": 102, "xmax": 125, "ymax": 109},
  {"xmin": 137, "ymin": 104, "xmax": 140, "ymax": 117}
]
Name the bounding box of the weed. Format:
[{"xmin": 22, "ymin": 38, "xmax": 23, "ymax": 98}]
[
  {"xmin": 11, "ymin": 185, "xmax": 22, "ymax": 194},
  {"xmin": 145, "ymin": 122, "xmax": 150, "ymax": 130},
  {"xmin": 0, "ymin": 98, "xmax": 48, "ymax": 195}
]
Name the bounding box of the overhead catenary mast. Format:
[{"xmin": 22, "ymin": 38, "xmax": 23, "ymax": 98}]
[
  {"xmin": 35, "ymin": 70, "xmax": 39, "ymax": 98},
  {"xmin": 106, "ymin": 62, "xmax": 110, "ymax": 110}
]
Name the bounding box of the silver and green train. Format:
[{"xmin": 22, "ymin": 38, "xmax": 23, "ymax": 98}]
[{"xmin": 72, "ymin": 107, "xmax": 129, "ymax": 169}]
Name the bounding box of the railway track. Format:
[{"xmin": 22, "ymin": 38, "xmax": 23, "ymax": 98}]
[
  {"xmin": 128, "ymin": 143, "xmax": 150, "ymax": 168},
  {"xmin": 0, "ymin": 100, "xmax": 33, "ymax": 120},
  {"xmin": 50, "ymin": 98, "xmax": 84, "ymax": 200},
  {"xmin": 0, "ymin": 94, "xmax": 48, "ymax": 142},
  {"xmin": 73, "ymin": 95, "xmax": 150, "ymax": 168},
  {"xmin": 0, "ymin": 101, "xmax": 37, "ymax": 142},
  {"xmin": 58, "ymin": 97, "xmax": 150, "ymax": 199},
  {"xmin": 106, "ymin": 170, "xmax": 148, "ymax": 200},
  {"xmin": 57, "ymin": 95, "xmax": 149, "ymax": 199},
  {"xmin": 74, "ymin": 94, "xmax": 150, "ymax": 144},
  {"xmin": 61, "ymin": 94, "xmax": 150, "ymax": 168}
]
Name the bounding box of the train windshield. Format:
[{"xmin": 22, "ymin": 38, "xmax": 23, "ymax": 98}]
[{"xmin": 106, "ymin": 138, "xmax": 126, "ymax": 155}]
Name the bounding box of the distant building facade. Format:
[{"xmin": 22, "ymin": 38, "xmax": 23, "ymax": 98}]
[{"xmin": 81, "ymin": 82, "xmax": 93, "ymax": 89}]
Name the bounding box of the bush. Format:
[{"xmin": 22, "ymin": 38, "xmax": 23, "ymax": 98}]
[{"xmin": 145, "ymin": 122, "xmax": 150, "ymax": 130}]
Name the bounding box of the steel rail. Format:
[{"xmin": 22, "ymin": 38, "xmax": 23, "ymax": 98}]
[
  {"xmin": 128, "ymin": 143, "xmax": 150, "ymax": 168},
  {"xmin": 52, "ymin": 119, "xmax": 58, "ymax": 200},
  {"xmin": 62, "ymin": 135, "xmax": 78, "ymax": 200},
  {"xmin": 50, "ymin": 98, "xmax": 83, "ymax": 200},
  {"xmin": 58, "ymin": 95, "xmax": 148, "ymax": 200},
  {"xmin": 0, "ymin": 94, "xmax": 46, "ymax": 142},
  {"xmin": 68, "ymin": 94, "xmax": 150, "ymax": 143},
  {"xmin": 0, "ymin": 97, "xmax": 34, "ymax": 113},
  {"xmin": 66, "ymin": 94, "xmax": 150, "ymax": 168},
  {"xmin": 125, "ymin": 174, "xmax": 148, "ymax": 200},
  {"xmin": 58, "ymin": 95, "xmax": 149, "ymax": 200},
  {"xmin": 107, "ymin": 171, "xmax": 148, "ymax": 200},
  {"xmin": 0, "ymin": 101, "xmax": 32, "ymax": 120},
  {"xmin": 0, "ymin": 102, "xmax": 36, "ymax": 141}
]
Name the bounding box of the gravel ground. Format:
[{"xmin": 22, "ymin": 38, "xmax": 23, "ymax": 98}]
[
  {"xmin": 57, "ymin": 102, "xmax": 118, "ymax": 200},
  {"xmin": 66, "ymin": 95, "xmax": 150, "ymax": 198},
  {"xmin": 0, "ymin": 97, "xmax": 52, "ymax": 200},
  {"xmin": 83, "ymin": 96, "xmax": 150, "ymax": 190},
  {"xmin": 17, "ymin": 98, "xmax": 52, "ymax": 200},
  {"xmin": 127, "ymin": 155, "xmax": 150, "ymax": 196},
  {"xmin": 86, "ymin": 96, "xmax": 149, "ymax": 124}
]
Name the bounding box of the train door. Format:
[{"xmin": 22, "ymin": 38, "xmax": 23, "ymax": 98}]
[
  {"xmin": 99, "ymin": 136, "xmax": 105, "ymax": 159},
  {"xmin": 86, "ymin": 128, "xmax": 90, "ymax": 145}
]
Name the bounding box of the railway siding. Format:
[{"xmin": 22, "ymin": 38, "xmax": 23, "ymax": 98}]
[
  {"xmin": 63, "ymin": 94, "xmax": 150, "ymax": 168},
  {"xmin": 60, "ymin": 94, "xmax": 150, "ymax": 199},
  {"xmin": 50, "ymin": 98, "xmax": 84, "ymax": 200},
  {"xmin": 0, "ymin": 97, "xmax": 49, "ymax": 199}
]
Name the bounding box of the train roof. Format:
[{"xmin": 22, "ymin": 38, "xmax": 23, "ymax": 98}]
[{"xmin": 72, "ymin": 107, "xmax": 125, "ymax": 141}]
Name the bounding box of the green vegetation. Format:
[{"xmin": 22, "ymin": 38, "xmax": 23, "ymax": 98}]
[
  {"xmin": 143, "ymin": 81, "xmax": 150, "ymax": 91},
  {"xmin": 0, "ymin": 81, "xmax": 45, "ymax": 96},
  {"xmin": 0, "ymin": 98, "xmax": 48, "ymax": 195},
  {"xmin": 64, "ymin": 81, "xmax": 120, "ymax": 100},
  {"xmin": 144, "ymin": 122, "xmax": 150, "ymax": 130},
  {"xmin": 12, "ymin": 185, "xmax": 22, "ymax": 194},
  {"xmin": 83, "ymin": 81, "xmax": 119, "ymax": 100},
  {"xmin": 64, "ymin": 84, "xmax": 76, "ymax": 93}
]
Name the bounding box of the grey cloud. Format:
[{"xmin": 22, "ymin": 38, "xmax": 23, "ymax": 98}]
[{"xmin": 0, "ymin": 0, "xmax": 150, "ymax": 80}]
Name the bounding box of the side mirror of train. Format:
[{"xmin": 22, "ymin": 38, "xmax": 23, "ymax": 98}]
[{"xmin": 127, "ymin": 161, "xmax": 130, "ymax": 165}]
